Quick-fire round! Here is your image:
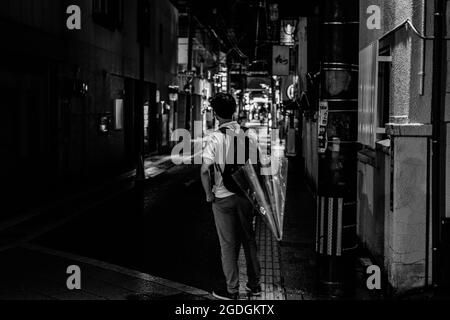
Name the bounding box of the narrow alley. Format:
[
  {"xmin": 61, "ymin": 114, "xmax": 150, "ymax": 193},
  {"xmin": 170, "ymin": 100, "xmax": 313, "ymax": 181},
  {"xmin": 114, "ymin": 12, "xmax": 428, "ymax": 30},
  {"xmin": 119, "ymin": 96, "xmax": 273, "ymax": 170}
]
[{"xmin": 1, "ymin": 0, "xmax": 450, "ymax": 311}]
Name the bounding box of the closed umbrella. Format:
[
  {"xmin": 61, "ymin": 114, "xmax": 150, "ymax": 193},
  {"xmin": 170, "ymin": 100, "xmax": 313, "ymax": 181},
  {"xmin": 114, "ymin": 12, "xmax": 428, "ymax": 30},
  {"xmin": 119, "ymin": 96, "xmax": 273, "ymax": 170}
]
[{"xmin": 232, "ymin": 157, "xmax": 288, "ymax": 241}]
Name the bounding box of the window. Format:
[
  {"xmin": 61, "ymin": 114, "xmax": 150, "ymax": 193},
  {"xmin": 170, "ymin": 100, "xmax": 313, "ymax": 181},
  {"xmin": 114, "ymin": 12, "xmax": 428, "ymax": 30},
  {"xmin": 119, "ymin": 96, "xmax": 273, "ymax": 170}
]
[
  {"xmin": 358, "ymin": 41, "xmax": 392, "ymax": 148},
  {"xmin": 377, "ymin": 47, "xmax": 392, "ymax": 140},
  {"xmin": 92, "ymin": 0, "xmax": 123, "ymax": 31},
  {"xmin": 358, "ymin": 42, "xmax": 378, "ymax": 148}
]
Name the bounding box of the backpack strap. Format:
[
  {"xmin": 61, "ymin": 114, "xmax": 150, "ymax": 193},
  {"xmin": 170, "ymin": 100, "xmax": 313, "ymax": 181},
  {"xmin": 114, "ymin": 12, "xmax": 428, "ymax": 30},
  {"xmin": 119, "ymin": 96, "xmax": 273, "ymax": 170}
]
[{"xmin": 214, "ymin": 128, "xmax": 228, "ymax": 176}]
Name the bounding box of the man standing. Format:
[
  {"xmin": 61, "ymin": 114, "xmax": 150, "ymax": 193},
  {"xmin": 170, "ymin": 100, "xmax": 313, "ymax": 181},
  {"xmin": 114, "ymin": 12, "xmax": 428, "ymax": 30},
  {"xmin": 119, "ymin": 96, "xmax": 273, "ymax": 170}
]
[{"xmin": 201, "ymin": 93, "xmax": 262, "ymax": 300}]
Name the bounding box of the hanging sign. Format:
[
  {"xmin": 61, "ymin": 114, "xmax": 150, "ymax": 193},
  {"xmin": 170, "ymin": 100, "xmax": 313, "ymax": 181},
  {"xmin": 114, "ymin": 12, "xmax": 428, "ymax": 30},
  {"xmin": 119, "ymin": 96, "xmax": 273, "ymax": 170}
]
[
  {"xmin": 280, "ymin": 20, "xmax": 296, "ymax": 46},
  {"xmin": 272, "ymin": 45, "xmax": 290, "ymax": 76}
]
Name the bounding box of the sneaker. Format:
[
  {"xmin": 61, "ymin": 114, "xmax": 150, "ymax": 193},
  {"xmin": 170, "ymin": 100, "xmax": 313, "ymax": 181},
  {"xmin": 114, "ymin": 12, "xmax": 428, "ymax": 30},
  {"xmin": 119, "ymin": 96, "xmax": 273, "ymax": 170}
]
[
  {"xmin": 212, "ymin": 289, "xmax": 239, "ymax": 300},
  {"xmin": 245, "ymin": 283, "xmax": 262, "ymax": 296}
]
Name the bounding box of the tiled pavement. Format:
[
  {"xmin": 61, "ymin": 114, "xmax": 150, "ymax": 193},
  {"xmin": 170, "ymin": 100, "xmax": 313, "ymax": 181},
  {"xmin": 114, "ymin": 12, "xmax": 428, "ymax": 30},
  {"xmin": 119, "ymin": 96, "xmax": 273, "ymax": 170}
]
[
  {"xmin": 238, "ymin": 219, "xmax": 286, "ymax": 301},
  {"xmin": 237, "ymin": 125, "xmax": 286, "ymax": 301}
]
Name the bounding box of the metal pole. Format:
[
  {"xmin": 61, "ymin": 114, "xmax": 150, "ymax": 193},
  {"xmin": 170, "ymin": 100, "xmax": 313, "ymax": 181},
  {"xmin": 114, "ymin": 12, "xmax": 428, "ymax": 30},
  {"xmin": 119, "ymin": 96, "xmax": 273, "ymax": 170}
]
[
  {"xmin": 255, "ymin": 2, "xmax": 261, "ymax": 60},
  {"xmin": 271, "ymin": 75, "xmax": 277, "ymax": 130},
  {"xmin": 316, "ymin": 0, "xmax": 359, "ymax": 296},
  {"xmin": 185, "ymin": 5, "xmax": 194, "ymax": 132},
  {"xmin": 431, "ymin": 0, "xmax": 446, "ymax": 288},
  {"xmin": 240, "ymin": 65, "xmax": 245, "ymax": 113},
  {"xmin": 135, "ymin": 0, "xmax": 146, "ymax": 183}
]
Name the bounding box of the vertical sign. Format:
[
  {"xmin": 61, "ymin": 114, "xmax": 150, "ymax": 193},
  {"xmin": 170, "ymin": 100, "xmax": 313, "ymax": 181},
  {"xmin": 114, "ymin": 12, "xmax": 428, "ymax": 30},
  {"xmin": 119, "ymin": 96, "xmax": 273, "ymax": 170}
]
[
  {"xmin": 219, "ymin": 52, "xmax": 228, "ymax": 93},
  {"xmin": 318, "ymin": 101, "xmax": 329, "ymax": 154},
  {"xmin": 272, "ymin": 46, "xmax": 290, "ymax": 76}
]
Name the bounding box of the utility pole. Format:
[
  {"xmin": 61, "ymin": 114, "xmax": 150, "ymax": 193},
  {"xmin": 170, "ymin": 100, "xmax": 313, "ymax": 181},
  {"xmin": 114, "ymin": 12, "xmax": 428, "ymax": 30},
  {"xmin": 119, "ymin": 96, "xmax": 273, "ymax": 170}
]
[
  {"xmin": 135, "ymin": 0, "xmax": 146, "ymax": 183},
  {"xmin": 254, "ymin": 3, "xmax": 260, "ymax": 60},
  {"xmin": 271, "ymin": 75, "xmax": 277, "ymax": 131},
  {"xmin": 185, "ymin": 4, "xmax": 195, "ymax": 132},
  {"xmin": 240, "ymin": 64, "xmax": 245, "ymax": 113}
]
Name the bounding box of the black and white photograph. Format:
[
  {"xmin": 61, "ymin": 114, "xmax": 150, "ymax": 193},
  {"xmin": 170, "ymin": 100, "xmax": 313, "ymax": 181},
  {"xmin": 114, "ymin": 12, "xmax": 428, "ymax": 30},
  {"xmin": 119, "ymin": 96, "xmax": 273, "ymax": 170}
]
[{"xmin": 0, "ymin": 0, "xmax": 449, "ymax": 314}]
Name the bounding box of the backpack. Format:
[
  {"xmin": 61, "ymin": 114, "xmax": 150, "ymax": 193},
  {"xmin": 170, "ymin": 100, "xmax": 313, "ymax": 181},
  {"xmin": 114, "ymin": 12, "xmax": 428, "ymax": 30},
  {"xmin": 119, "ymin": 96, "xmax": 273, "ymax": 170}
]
[{"xmin": 215, "ymin": 126, "xmax": 260, "ymax": 195}]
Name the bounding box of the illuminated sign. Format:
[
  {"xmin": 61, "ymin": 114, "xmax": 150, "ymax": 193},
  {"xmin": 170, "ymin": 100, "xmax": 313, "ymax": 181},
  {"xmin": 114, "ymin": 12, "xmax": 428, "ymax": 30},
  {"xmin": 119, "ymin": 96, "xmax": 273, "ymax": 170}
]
[
  {"xmin": 114, "ymin": 99, "xmax": 124, "ymax": 130},
  {"xmin": 219, "ymin": 52, "xmax": 228, "ymax": 92},
  {"xmin": 280, "ymin": 20, "xmax": 296, "ymax": 46},
  {"xmin": 287, "ymin": 84, "xmax": 295, "ymax": 100}
]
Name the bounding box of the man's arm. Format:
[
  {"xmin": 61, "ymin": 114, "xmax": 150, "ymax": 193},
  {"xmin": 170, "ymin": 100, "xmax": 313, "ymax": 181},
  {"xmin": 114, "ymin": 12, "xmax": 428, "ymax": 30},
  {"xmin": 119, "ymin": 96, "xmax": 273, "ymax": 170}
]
[{"xmin": 200, "ymin": 163, "xmax": 215, "ymax": 203}]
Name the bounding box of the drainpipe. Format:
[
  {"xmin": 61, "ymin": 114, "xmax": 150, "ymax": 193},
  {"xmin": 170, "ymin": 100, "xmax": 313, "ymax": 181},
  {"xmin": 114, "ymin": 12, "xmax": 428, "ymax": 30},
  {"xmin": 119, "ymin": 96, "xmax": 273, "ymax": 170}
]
[
  {"xmin": 419, "ymin": 0, "xmax": 426, "ymax": 95},
  {"xmin": 431, "ymin": 0, "xmax": 446, "ymax": 288}
]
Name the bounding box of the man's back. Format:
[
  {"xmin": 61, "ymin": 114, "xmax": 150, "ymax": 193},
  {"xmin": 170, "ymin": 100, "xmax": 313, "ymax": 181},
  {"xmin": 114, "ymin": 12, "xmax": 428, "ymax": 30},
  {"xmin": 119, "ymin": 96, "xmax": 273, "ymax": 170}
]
[
  {"xmin": 203, "ymin": 121, "xmax": 241, "ymax": 199},
  {"xmin": 203, "ymin": 122, "xmax": 260, "ymax": 198}
]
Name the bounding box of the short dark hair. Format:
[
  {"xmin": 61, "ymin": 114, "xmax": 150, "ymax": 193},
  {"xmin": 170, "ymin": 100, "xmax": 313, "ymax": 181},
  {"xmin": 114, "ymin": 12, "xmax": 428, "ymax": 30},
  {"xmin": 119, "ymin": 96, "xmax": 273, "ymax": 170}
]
[{"xmin": 210, "ymin": 93, "xmax": 237, "ymax": 119}]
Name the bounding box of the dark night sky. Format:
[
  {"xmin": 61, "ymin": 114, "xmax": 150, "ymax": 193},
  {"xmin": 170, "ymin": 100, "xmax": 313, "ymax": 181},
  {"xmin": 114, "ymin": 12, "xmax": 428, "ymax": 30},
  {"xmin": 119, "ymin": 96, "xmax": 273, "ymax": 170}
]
[{"xmin": 172, "ymin": 0, "xmax": 319, "ymax": 63}]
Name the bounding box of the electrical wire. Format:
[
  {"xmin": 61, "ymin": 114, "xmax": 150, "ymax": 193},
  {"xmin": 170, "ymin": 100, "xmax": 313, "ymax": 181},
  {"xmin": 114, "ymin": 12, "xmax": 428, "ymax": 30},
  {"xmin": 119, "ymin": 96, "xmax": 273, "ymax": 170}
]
[{"xmin": 215, "ymin": 13, "xmax": 248, "ymax": 59}]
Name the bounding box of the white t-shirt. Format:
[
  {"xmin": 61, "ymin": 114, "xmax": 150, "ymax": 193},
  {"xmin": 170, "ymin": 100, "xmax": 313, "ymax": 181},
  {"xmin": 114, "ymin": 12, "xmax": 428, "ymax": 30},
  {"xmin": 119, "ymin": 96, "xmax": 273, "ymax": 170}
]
[{"xmin": 203, "ymin": 121, "xmax": 258, "ymax": 199}]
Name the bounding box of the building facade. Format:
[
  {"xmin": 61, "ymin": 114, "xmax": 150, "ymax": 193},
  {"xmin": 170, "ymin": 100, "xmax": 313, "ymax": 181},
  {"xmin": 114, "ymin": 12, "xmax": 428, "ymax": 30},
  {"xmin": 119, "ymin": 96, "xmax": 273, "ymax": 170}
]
[
  {"xmin": 174, "ymin": 5, "xmax": 219, "ymax": 135},
  {"xmin": 0, "ymin": 0, "xmax": 178, "ymax": 218},
  {"xmin": 358, "ymin": 0, "xmax": 450, "ymax": 293},
  {"xmin": 296, "ymin": 0, "xmax": 449, "ymax": 294}
]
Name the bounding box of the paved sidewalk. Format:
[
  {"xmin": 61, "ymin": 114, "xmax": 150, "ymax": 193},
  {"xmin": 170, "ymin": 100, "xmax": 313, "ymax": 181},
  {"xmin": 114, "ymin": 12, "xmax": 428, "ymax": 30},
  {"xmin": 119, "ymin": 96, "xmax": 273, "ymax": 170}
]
[
  {"xmin": 238, "ymin": 218, "xmax": 285, "ymax": 300},
  {"xmin": 0, "ymin": 244, "xmax": 214, "ymax": 300},
  {"xmin": 237, "ymin": 126, "xmax": 286, "ymax": 301}
]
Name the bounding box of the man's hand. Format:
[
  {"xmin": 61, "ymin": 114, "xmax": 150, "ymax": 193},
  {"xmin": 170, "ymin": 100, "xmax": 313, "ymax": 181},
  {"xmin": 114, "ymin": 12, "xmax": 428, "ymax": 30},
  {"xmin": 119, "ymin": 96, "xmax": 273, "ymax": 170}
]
[
  {"xmin": 201, "ymin": 163, "xmax": 215, "ymax": 203},
  {"xmin": 206, "ymin": 193, "xmax": 215, "ymax": 203}
]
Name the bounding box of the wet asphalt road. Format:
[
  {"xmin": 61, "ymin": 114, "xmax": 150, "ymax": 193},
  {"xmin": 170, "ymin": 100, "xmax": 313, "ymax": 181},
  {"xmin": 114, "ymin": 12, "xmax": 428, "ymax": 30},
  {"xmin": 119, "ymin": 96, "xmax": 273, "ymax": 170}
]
[{"xmin": 34, "ymin": 163, "xmax": 226, "ymax": 293}]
